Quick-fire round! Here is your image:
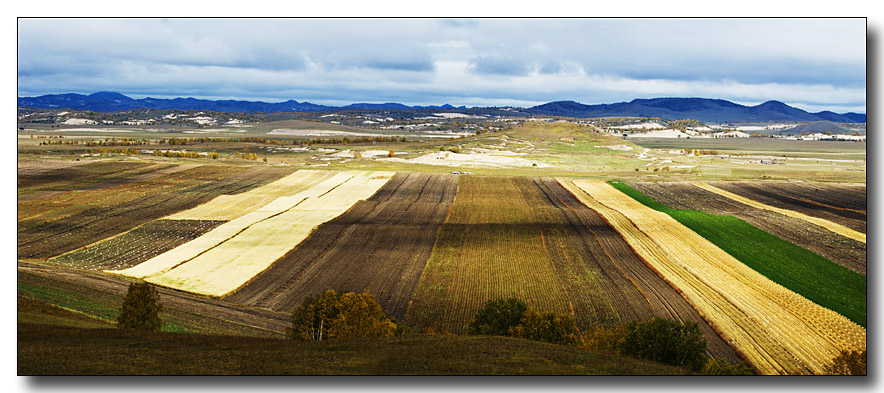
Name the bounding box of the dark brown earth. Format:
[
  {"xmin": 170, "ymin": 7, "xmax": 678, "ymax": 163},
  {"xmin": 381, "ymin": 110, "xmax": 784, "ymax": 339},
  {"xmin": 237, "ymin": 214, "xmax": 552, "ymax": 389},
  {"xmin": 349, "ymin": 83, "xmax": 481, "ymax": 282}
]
[
  {"xmin": 225, "ymin": 173, "xmax": 458, "ymax": 320},
  {"xmin": 627, "ymin": 181, "xmax": 866, "ymax": 276}
]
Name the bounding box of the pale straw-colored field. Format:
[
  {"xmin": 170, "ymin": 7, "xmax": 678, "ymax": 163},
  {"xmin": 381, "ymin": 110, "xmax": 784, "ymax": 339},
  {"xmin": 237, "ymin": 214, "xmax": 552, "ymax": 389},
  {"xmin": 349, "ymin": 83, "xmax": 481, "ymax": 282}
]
[
  {"xmin": 559, "ymin": 179, "xmax": 865, "ymax": 375},
  {"xmin": 693, "ymin": 182, "xmax": 866, "ymax": 243},
  {"xmin": 111, "ymin": 171, "xmax": 393, "ymax": 296},
  {"xmin": 166, "ymin": 169, "xmax": 338, "ymax": 221}
]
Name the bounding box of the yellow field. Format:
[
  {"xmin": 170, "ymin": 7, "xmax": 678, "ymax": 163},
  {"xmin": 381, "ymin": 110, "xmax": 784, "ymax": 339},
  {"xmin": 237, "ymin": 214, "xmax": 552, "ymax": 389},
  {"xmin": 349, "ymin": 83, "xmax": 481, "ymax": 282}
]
[
  {"xmin": 165, "ymin": 169, "xmax": 338, "ymax": 221},
  {"xmin": 693, "ymin": 182, "xmax": 866, "ymax": 243},
  {"xmin": 560, "ymin": 179, "xmax": 865, "ymax": 375},
  {"xmin": 115, "ymin": 171, "xmax": 393, "ymax": 297}
]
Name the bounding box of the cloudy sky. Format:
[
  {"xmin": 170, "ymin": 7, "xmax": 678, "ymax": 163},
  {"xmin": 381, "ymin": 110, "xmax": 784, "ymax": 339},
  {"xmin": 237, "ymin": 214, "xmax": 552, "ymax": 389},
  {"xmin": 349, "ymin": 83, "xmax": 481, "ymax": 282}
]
[{"xmin": 17, "ymin": 18, "xmax": 867, "ymax": 113}]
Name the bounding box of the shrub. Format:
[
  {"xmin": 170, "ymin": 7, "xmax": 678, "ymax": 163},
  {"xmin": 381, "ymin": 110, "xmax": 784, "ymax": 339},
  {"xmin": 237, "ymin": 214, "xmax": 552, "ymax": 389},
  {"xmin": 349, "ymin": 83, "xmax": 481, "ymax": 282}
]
[
  {"xmin": 702, "ymin": 358, "xmax": 755, "ymax": 375},
  {"xmin": 467, "ymin": 298, "xmax": 528, "ymax": 336},
  {"xmin": 288, "ymin": 290, "xmax": 397, "ymax": 341},
  {"xmin": 824, "ymin": 349, "xmax": 866, "ymax": 375},
  {"xmin": 617, "ymin": 317, "xmax": 707, "ymax": 371},
  {"xmin": 510, "ymin": 308, "xmax": 582, "ymax": 347},
  {"xmin": 116, "ymin": 282, "xmax": 163, "ymax": 331}
]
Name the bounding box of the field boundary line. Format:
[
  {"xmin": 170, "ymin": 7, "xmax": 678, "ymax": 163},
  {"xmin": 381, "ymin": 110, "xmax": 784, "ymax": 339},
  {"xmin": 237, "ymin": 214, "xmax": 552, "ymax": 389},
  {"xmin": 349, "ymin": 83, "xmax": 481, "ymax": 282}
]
[{"xmin": 694, "ymin": 182, "xmax": 866, "ymax": 243}]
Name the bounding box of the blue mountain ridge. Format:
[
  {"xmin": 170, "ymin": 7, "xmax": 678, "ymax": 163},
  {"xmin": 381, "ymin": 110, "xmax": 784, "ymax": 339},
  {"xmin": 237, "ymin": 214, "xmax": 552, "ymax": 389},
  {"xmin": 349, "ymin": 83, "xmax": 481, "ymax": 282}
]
[{"xmin": 17, "ymin": 92, "xmax": 864, "ymax": 123}]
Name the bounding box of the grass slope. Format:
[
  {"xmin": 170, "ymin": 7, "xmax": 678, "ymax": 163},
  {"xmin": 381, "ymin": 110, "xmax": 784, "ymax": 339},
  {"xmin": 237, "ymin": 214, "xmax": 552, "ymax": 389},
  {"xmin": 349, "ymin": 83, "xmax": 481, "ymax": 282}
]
[
  {"xmin": 608, "ymin": 182, "xmax": 866, "ymax": 328},
  {"xmin": 18, "ymin": 322, "xmax": 690, "ymax": 375}
]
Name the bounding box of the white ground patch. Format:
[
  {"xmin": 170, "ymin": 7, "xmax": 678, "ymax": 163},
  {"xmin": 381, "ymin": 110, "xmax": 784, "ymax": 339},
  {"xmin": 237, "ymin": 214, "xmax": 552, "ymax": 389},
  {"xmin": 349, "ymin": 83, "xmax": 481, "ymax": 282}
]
[
  {"xmin": 627, "ymin": 129, "xmax": 708, "ymax": 138},
  {"xmin": 381, "ymin": 150, "xmax": 549, "ymax": 168},
  {"xmin": 600, "ymin": 144, "xmax": 635, "ymax": 151}
]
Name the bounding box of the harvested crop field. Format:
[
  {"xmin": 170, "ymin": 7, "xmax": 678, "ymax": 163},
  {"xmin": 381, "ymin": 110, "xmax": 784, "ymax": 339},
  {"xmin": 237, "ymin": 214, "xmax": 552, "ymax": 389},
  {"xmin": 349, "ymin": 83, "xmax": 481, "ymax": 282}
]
[
  {"xmin": 611, "ymin": 182, "xmax": 865, "ymax": 327},
  {"xmin": 166, "ymin": 169, "xmax": 338, "ymax": 221},
  {"xmin": 116, "ymin": 171, "xmax": 395, "ymax": 297},
  {"xmin": 707, "ymin": 182, "xmax": 866, "ymax": 234},
  {"xmin": 626, "ymin": 181, "xmax": 866, "ymax": 275},
  {"xmin": 226, "ymin": 173, "xmax": 458, "ymax": 320},
  {"xmin": 49, "ymin": 220, "xmax": 226, "ymax": 271},
  {"xmin": 18, "ymin": 164, "xmax": 294, "ymax": 260},
  {"xmin": 563, "ymin": 180, "xmax": 865, "ymax": 375},
  {"xmin": 403, "ymin": 176, "xmax": 740, "ymax": 362}
]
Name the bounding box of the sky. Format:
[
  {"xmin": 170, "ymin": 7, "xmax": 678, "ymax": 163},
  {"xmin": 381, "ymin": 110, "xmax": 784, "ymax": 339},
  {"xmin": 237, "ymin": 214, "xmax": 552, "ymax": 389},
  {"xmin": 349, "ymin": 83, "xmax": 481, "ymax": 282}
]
[{"xmin": 17, "ymin": 17, "xmax": 867, "ymax": 113}]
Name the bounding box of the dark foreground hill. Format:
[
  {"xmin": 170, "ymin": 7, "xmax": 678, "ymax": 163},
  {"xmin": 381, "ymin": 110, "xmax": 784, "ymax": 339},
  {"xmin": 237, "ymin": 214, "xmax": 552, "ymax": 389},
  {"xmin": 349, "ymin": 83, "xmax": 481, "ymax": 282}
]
[
  {"xmin": 528, "ymin": 98, "xmax": 865, "ymax": 123},
  {"xmin": 18, "ymin": 298, "xmax": 690, "ymax": 375}
]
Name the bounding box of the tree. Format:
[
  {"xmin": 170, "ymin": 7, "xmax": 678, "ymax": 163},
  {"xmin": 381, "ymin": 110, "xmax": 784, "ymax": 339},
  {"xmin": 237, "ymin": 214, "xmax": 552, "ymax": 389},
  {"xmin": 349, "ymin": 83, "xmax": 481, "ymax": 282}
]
[
  {"xmin": 616, "ymin": 317, "xmax": 707, "ymax": 371},
  {"xmin": 288, "ymin": 290, "xmax": 398, "ymax": 341},
  {"xmin": 510, "ymin": 308, "xmax": 582, "ymax": 347},
  {"xmin": 117, "ymin": 282, "xmax": 163, "ymax": 331},
  {"xmin": 467, "ymin": 298, "xmax": 527, "ymax": 336}
]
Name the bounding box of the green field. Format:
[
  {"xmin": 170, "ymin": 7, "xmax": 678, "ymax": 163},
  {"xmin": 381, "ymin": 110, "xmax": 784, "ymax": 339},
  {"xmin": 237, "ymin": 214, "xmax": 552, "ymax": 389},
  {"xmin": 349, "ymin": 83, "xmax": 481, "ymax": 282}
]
[{"xmin": 608, "ymin": 182, "xmax": 866, "ymax": 327}]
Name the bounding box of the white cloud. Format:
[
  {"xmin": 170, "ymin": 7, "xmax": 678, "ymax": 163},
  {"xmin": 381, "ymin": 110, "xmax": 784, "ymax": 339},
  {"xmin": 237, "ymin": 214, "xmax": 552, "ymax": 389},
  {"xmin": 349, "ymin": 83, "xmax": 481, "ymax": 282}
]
[{"xmin": 17, "ymin": 18, "xmax": 866, "ymax": 112}]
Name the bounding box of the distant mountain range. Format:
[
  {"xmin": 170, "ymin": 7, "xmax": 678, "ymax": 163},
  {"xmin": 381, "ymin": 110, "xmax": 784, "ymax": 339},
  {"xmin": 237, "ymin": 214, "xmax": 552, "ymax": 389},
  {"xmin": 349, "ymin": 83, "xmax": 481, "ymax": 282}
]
[
  {"xmin": 529, "ymin": 98, "xmax": 866, "ymax": 123},
  {"xmin": 18, "ymin": 92, "xmax": 865, "ymax": 123},
  {"xmin": 16, "ymin": 92, "xmax": 466, "ymax": 113}
]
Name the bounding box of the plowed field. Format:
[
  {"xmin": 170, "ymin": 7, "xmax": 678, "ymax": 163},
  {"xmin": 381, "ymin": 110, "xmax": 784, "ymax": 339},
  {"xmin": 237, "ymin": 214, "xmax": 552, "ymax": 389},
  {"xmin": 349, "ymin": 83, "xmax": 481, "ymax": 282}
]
[
  {"xmin": 403, "ymin": 176, "xmax": 740, "ymax": 362},
  {"xmin": 116, "ymin": 171, "xmax": 394, "ymax": 297},
  {"xmin": 225, "ymin": 173, "xmax": 458, "ymax": 320},
  {"xmin": 17, "ymin": 164, "xmax": 294, "ymax": 260},
  {"xmin": 708, "ymin": 182, "xmax": 866, "ymax": 234},
  {"xmin": 49, "ymin": 220, "xmax": 226, "ymax": 271},
  {"xmin": 626, "ymin": 182, "xmax": 866, "ymax": 275},
  {"xmin": 564, "ymin": 180, "xmax": 865, "ymax": 375}
]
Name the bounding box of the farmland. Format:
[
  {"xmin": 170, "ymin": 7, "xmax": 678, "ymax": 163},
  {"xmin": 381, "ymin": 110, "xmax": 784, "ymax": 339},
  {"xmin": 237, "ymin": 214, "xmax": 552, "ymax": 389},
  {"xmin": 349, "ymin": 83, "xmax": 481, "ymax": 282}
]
[
  {"xmin": 226, "ymin": 173, "xmax": 457, "ymax": 319},
  {"xmin": 16, "ymin": 119, "xmax": 866, "ymax": 375},
  {"xmin": 403, "ymin": 176, "xmax": 741, "ymax": 362},
  {"xmin": 610, "ymin": 182, "xmax": 866, "ymax": 327},
  {"xmin": 114, "ymin": 170, "xmax": 395, "ymax": 297},
  {"xmin": 562, "ymin": 180, "xmax": 865, "ymax": 375},
  {"xmin": 626, "ymin": 181, "xmax": 866, "ymax": 275},
  {"xmin": 18, "ymin": 162, "xmax": 294, "ymax": 260}
]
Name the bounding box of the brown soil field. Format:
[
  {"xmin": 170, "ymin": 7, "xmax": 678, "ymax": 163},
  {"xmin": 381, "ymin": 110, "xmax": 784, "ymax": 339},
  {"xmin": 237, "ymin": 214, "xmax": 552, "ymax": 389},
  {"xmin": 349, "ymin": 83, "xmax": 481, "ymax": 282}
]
[
  {"xmin": 225, "ymin": 173, "xmax": 457, "ymax": 320},
  {"xmin": 49, "ymin": 220, "xmax": 227, "ymax": 271},
  {"xmin": 17, "ymin": 164, "xmax": 295, "ymax": 260},
  {"xmin": 709, "ymin": 182, "xmax": 866, "ymax": 233},
  {"xmin": 626, "ymin": 182, "xmax": 866, "ymax": 276},
  {"xmin": 404, "ymin": 176, "xmax": 740, "ymax": 362},
  {"xmin": 18, "ymin": 262, "xmax": 290, "ymax": 336},
  {"xmin": 16, "ymin": 157, "xmax": 99, "ymax": 177}
]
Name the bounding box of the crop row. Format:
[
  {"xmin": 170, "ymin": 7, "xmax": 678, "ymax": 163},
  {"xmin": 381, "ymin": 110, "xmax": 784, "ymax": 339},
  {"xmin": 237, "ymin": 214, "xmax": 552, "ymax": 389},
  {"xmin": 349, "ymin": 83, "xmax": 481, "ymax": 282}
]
[
  {"xmin": 626, "ymin": 181, "xmax": 866, "ymax": 276},
  {"xmin": 403, "ymin": 176, "xmax": 742, "ymax": 362},
  {"xmin": 49, "ymin": 220, "xmax": 226, "ymax": 271},
  {"xmin": 563, "ymin": 180, "xmax": 865, "ymax": 375},
  {"xmin": 610, "ymin": 182, "xmax": 866, "ymax": 327},
  {"xmin": 696, "ymin": 182, "xmax": 865, "ymax": 243},
  {"xmin": 226, "ymin": 173, "xmax": 458, "ymax": 320},
  {"xmin": 18, "ymin": 165, "xmax": 293, "ymax": 260},
  {"xmin": 709, "ymin": 182, "xmax": 866, "ymax": 234},
  {"xmin": 115, "ymin": 171, "xmax": 395, "ymax": 297}
]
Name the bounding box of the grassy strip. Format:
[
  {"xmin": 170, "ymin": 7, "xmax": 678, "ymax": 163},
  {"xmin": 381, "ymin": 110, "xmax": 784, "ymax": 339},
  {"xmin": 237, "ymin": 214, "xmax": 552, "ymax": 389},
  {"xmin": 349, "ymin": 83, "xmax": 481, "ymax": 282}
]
[
  {"xmin": 608, "ymin": 181, "xmax": 866, "ymax": 328},
  {"xmin": 17, "ymin": 271, "xmax": 278, "ymax": 337}
]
